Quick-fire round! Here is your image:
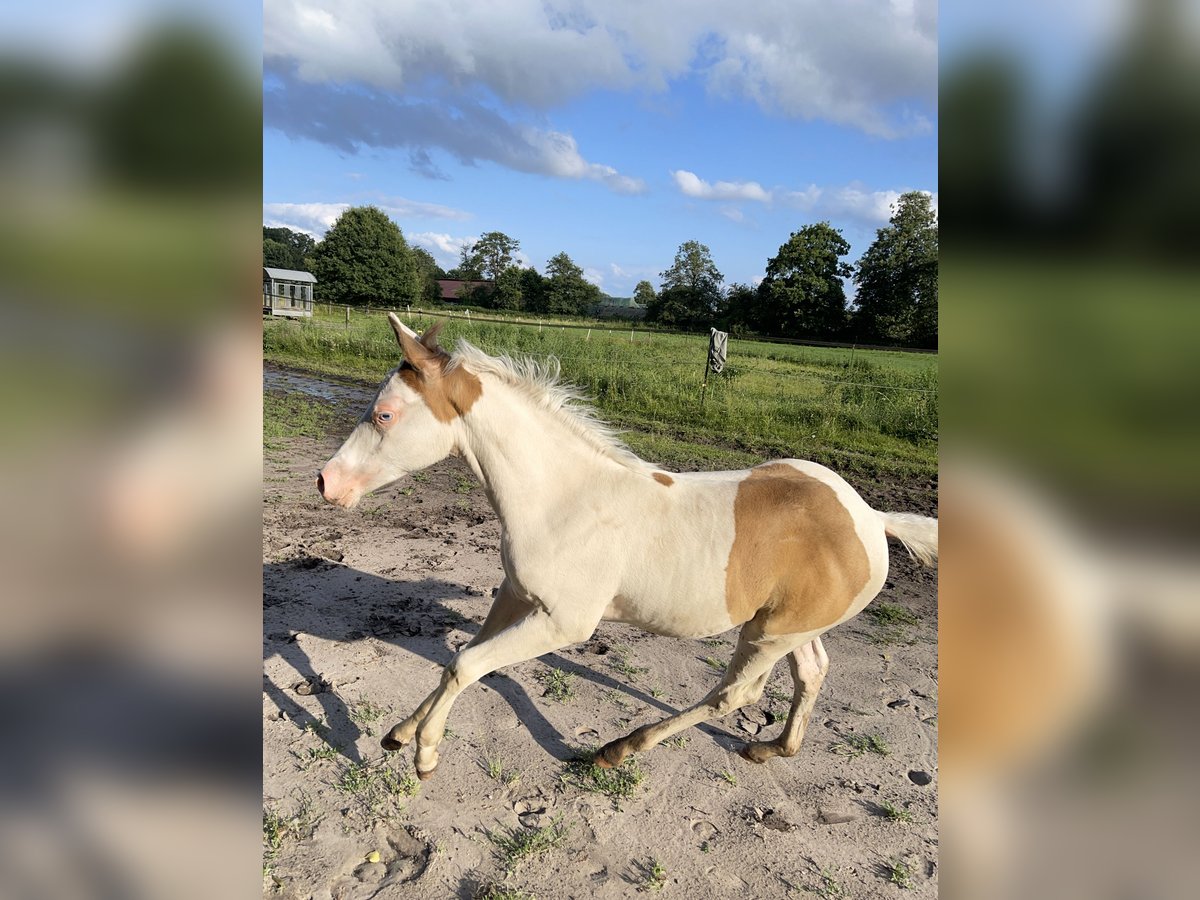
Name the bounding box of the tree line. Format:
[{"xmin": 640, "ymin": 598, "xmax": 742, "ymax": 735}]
[{"xmin": 262, "ymin": 191, "xmax": 936, "ymax": 348}]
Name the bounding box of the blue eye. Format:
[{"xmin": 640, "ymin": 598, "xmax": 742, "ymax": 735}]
[{"xmin": 376, "ymin": 411, "xmax": 393, "ymax": 422}]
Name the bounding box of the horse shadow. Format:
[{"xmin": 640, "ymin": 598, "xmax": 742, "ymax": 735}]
[{"xmin": 263, "ymin": 557, "xmax": 747, "ymax": 766}]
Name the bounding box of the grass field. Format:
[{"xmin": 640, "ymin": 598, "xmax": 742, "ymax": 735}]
[{"xmin": 263, "ymin": 308, "xmax": 937, "ymax": 479}]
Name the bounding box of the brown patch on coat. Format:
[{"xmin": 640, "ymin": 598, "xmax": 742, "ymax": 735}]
[
  {"xmin": 397, "ymin": 358, "xmax": 482, "ymax": 423},
  {"xmin": 725, "ymin": 463, "xmax": 870, "ymax": 635},
  {"xmin": 652, "ymin": 472, "xmax": 674, "ymax": 487}
]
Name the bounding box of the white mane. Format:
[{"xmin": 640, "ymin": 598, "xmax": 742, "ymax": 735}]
[{"xmin": 451, "ymin": 339, "xmax": 656, "ymax": 475}]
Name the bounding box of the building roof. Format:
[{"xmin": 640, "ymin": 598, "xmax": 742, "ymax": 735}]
[
  {"xmin": 263, "ymin": 267, "xmax": 317, "ymax": 283},
  {"xmin": 437, "ymin": 278, "xmax": 492, "ymax": 300}
]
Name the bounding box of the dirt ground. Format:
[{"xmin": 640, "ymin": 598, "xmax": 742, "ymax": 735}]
[{"xmin": 263, "ymin": 373, "xmax": 938, "ymax": 899}]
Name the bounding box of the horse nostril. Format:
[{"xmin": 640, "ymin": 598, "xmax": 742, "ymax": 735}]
[{"xmin": 316, "ymin": 472, "xmax": 325, "ymax": 496}]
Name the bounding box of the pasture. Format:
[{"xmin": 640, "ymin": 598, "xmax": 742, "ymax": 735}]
[{"xmin": 263, "ymin": 308, "xmax": 937, "ymax": 480}]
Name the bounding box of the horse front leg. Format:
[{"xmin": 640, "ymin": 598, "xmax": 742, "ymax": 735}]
[
  {"xmin": 382, "ymin": 580, "xmax": 531, "ymax": 751},
  {"xmin": 410, "ymin": 608, "xmax": 597, "ymax": 779}
]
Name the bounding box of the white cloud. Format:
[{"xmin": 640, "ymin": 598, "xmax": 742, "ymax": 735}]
[
  {"xmin": 667, "ymin": 171, "xmax": 936, "ymax": 228},
  {"xmin": 783, "ymin": 184, "xmax": 937, "ymax": 227},
  {"xmin": 262, "ymin": 202, "xmax": 350, "ymax": 236},
  {"xmin": 408, "ymin": 232, "xmax": 478, "ymax": 268},
  {"xmin": 582, "ymin": 267, "xmax": 605, "ymax": 288},
  {"xmin": 672, "ymin": 170, "xmax": 771, "ymax": 203},
  {"xmin": 264, "ymin": 0, "xmax": 936, "ymax": 138},
  {"xmin": 263, "ymin": 198, "xmax": 471, "ymax": 239}
]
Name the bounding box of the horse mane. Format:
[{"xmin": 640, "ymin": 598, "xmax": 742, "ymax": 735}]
[{"xmin": 450, "ymin": 339, "xmax": 657, "ymax": 475}]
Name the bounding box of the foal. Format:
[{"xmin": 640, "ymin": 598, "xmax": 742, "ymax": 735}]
[{"xmin": 318, "ymin": 317, "xmax": 938, "ymax": 779}]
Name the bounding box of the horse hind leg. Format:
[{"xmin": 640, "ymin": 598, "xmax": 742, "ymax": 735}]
[
  {"xmin": 740, "ymin": 636, "xmax": 829, "ymax": 764},
  {"xmin": 596, "ymin": 619, "xmax": 789, "ymax": 769}
]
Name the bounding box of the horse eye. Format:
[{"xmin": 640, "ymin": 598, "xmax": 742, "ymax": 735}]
[{"xmin": 376, "ymin": 411, "xmax": 393, "ymax": 422}]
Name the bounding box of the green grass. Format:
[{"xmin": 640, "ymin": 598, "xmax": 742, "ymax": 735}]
[
  {"xmin": 336, "ymin": 759, "xmax": 420, "ymax": 820},
  {"xmin": 263, "ymin": 309, "xmax": 937, "ymax": 479},
  {"xmin": 863, "ymin": 602, "xmax": 921, "ymax": 646},
  {"xmin": 263, "ymin": 793, "xmax": 319, "ymax": 873},
  {"xmin": 474, "ymin": 883, "xmax": 537, "ymax": 900},
  {"xmin": 864, "ymin": 602, "xmax": 919, "ymax": 627},
  {"xmin": 885, "ymin": 857, "xmax": 913, "ymax": 889},
  {"xmin": 488, "ymin": 817, "xmax": 570, "ymax": 873},
  {"xmin": 607, "ymin": 646, "xmax": 649, "ymax": 681},
  {"xmin": 536, "ymin": 667, "xmax": 577, "ymax": 702},
  {"xmin": 717, "ymin": 769, "xmax": 737, "ymax": 786},
  {"xmin": 879, "ymin": 799, "xmax": 913, "ymax": 822},
  {"xmin": 348, "ymin": 697, "xmax": 388, "ymax": 736},
  {"xmin": 702, "ymin": 656, "xmax": 727, "ymax": 672},
  {"xmin": 561, "ymin": 749, "xmax": 646, "ymax": 804},
  {"xmin": 831, "ymin": 733, "xmax": 891, "ymax": 758},
  {"xmin": 640, "ymin": 858, "xmax": 668, "ymax": 892},
  {"xmin": 263, "ymin": 390, "xmax": 343, "ymax": 445}
]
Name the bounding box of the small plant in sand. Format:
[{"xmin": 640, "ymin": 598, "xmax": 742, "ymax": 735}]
[
  {"xmin": 602, "ymin": 689, "xmax": 632, "ymax": 710},
  {"xmin": 879, "ymin": 799, "xmax": 912, "ymax": 822},
  {"xmin": 663, "ymin": 734, "xmax": 689, "ymax": 749},
  {"xmin": 481, "ymin": 754, "xmax": 520, "ymax": 785},
  {"xmin": 536, "ymin": 667, "xmax": 576, "ymax": 702},
  {"xmin": 349, "ymin": 697, "xmax": 388, "ymax": 736},
  {"xmin": 561, "ymin": 748, "xmax": 645, "ymax": 806},
  {"xmin": 263, "ymin": 793, "xmax": 319, "ymax": 875},
  {"xmin": 702, "ymin": 656, "xmax": 727, "ymax": 672},
  {"xmin": 885, "ymin": 857, "xmax": 913, "ymax": 889},
  {"xmin": 454, "ymin": 475, "xmax": 475, "ymax": 493},
  {"xmin": 607, "ymin": 645, "xmax": 649, "ymax": 681},
  {"xmin": 337, "ymin": 759, "xmax": 419, "ymax": 821},
  {"xmin": 865, "ymin": 601, "xmax": 920, "ymax": 645},
  {"xmin": 717, "ymin": 769, "xmax": 737, "ymax": 786},
  {"xmin": 813, "ymin": 869, "xmax": 846, "ymax": 899},
  {"xmin": 488, "ymin": 817, "xmax": 570, "ymax": 874},
  {"xmin": 294, "ymin": 743, "xmax": 338, "ymax": 771},
  {"xmin": 830, "ymin": 732, "xmax": 890, "ymax": 758},
  {"xmin": 474, "ymin": 882, "xmax": 536, "ymax": 900},
  {"xmin": 641, "ymin": 858, "xmax": 667, "ymax": 892}
]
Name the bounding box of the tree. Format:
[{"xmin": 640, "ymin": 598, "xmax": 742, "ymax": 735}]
[
  {"xmin": 492, "ymin": 267, "xmax": 524, "ymax": 310},
  {"xmin": 544, "ymin": 252, "xmax": 600, "ymax": 315},
  {"xmin": 758, "ymin": 222, "xmax": 853, "ymax": 339},
  {"xmin": 519, "ymin": 267, "xmax": 548, "ymax": 314},
  {"xmin": 852, "ymin": 192, "xmax": 938, "ymax": 347},
  {"xmin": 647, "ymin": 241, "xmax": 723, "ymax": 327},
  {"xmin": 719, "ymin": 282, "xmax": 761, "ymax": 335},
  {"xmin": 312, "ymin": 206, "xmax": 419, "ymax": 306},
  {"xmin": 632, "ymin": 280, "xmax": 656, "ymax": 309},
  {"xmin": 409, "ymin": 246, "xmax": 445, "ymax": 305},
  {"xmin": 263, "ymin": 226, "xmax": 316, "ymax": 270},
  {"xmin": 467, "ymin": 232, "xmax": 521, "ymax": 280}
]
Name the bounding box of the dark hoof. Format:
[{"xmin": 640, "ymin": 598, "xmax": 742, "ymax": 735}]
[
  {"xmin": 416, "ymin": 765, "xmax": 436, "ymax": 781},
  {"xmin": 381, "ymin": 735, "xmax": 405, "ymax": 751},
  {"xmin": 594, "ymin": 742, "xmax": 623, "ymax": 769},
  {"xmin": 738, "ymin": 743, "xmax": 773, "ymax": 764}
]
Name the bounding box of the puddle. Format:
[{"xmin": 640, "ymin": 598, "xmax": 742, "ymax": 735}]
[{"xmin": 263, "ymin": 364, "xmax": 375, "ymax": 406}]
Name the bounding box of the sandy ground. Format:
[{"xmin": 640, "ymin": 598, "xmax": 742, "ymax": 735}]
[{"xmin": 263, "ymin": 372, "xmax": 938, "ymax": 899}]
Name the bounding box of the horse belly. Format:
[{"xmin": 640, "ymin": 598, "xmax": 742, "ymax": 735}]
[{"xmin": 603, "ymin": 583, "xmax": 734, "ymax": 639}]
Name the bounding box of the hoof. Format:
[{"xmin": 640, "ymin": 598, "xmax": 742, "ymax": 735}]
[
  {"xmin": 738, "ymin": 742, "xmax": 782, "ymax": 764},
  {"xmin": 594, "ymin": 742, "xmax": 623, "ymax": 769},
  {"xmin": 380, "ymin": 734, "xmax": 406, "ymax": 752},
  {"xmin": 416, "ymin": 765, "xmax": 436, "ymax": 781}
]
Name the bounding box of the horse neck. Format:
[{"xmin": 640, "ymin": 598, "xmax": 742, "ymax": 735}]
[{"xmin": 455, "ymin": 378, "xmax": 624, "ymax": 524}]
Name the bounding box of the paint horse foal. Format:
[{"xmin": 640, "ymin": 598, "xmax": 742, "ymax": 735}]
[{"xmin": 318, "ymin": 317, "xmax": 938, "ymax": 780}]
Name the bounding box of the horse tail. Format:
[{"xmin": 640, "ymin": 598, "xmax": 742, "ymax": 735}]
[{"xmin": 877, "ymin": 511, "xmax": 939, "ymax": 567}]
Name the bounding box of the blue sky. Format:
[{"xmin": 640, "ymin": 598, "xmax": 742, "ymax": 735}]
[{"xmin": 263, "ymin": 0, "xmax": 937, "ymax": 297}]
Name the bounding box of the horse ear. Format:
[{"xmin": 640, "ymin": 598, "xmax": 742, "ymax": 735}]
[
  {"xmin": 388, "ymin": 313, "xmax": 440, "ymax": 372},
  {"xmin": 419, "ymin": 321, "xmax": 445, "ymax": 352}
]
